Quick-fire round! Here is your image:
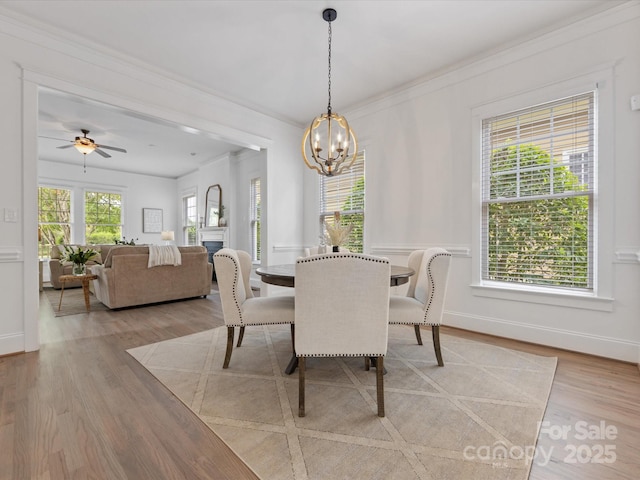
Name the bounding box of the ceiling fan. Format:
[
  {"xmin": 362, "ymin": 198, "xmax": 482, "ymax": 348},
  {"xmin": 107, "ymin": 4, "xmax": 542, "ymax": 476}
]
[{"xmin": 55, "ymin": 129, "xmax": 127, "ymax": 158}]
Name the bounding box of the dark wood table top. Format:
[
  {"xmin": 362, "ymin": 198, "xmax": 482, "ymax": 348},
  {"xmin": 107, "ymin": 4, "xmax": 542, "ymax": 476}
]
[{"xmin": 256, "ymin": 263, "xmax": 414, "ymax": 288}]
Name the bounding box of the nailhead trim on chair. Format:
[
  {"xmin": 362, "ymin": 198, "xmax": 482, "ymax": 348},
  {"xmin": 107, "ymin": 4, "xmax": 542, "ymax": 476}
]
[
  {"xmin": 422, "ymin": 252, "xmax": 451, "ymax": 324},
  {"xmin": 215, "ymin": 252, "xmax": 245, "ymax": 326},
  {"xmin": 298, "ymin": 353, "xmax": 386, "ymax": 358},
  {"xmin": 214, "ymin": 253, "xmax": 296, "ymax": 327},
  {"xmin": 297, "ymin": 253, "xmax": 389, "ymax": 264},
  {"xmin": 390, "ymin": 251, "xmax": 451, "ymax": 327}
]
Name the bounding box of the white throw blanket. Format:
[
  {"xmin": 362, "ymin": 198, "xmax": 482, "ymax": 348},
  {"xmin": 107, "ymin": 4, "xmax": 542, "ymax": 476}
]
[{"xmin": 148, "ymin": 245, "xmax": 182, "ymax": 268}]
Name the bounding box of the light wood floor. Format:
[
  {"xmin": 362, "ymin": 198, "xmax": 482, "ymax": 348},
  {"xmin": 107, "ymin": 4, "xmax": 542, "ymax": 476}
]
[{"xmin": 1, "ymin": 287, "xmax": 638, "ymax": 479}]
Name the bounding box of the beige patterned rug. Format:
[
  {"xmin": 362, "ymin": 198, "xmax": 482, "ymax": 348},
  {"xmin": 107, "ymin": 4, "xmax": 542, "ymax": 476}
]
[{"xmin": 128, "ymin": 325, "xmax": 557, "ymax": 480}]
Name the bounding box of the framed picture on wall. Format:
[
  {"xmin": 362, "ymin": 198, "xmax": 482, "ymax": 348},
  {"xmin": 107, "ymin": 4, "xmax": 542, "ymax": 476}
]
[{"xmin": 143, "ymin": 208, "xmax": 163, "ymax": 233}]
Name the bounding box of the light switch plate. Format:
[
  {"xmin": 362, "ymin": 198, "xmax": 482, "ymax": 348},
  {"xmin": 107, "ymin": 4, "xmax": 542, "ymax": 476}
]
[{"xmin": 4, "ymin": 208, "xmax": 18, "ymax": 222}]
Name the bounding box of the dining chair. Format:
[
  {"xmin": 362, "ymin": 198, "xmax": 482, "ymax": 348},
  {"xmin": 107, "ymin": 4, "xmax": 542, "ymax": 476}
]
[
  {"xmin": 295, "ymin": 253, "xmax": 390, "ymax": 417},
  {"xmin": 303, "ymin": 245, "xmax": 349, "ymax": 256},
  {"xmin": 388, "ymin": 248, "xmax": 451, "ymax": 366},
  {"xmin": 213, "ymin": 248, "xmax": 295, "ymax": 368}
]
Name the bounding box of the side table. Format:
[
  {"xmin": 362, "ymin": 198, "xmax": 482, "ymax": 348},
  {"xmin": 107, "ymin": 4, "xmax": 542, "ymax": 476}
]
[{"xmin": 58, "ymin": 273, "xmax": 99, "ymax": 313}]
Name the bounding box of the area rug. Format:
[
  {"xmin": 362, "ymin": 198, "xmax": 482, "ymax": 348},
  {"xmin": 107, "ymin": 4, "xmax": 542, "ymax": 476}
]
[
  {"xmin": 42, "ymin": 286, "xmax": 109, "ymax": 317},
  {"xmin": 128, "ymin": 325, "xmax": 557, "ymax": 480}
]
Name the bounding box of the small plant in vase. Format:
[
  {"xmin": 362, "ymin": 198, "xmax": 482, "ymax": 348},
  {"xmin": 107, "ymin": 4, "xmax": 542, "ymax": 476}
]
[
  {"xmin": 324, "ymin": 211, "xmax": 353, "ymax": 252},
  {"xmin": 59, "ymin": 245, "xmax": 101, "ymax": 275}
]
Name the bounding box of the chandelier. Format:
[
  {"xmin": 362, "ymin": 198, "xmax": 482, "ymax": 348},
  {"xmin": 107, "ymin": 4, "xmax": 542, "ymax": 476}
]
[{"xmin": 301, "ymin": 8, "xmax": 357, "ymax": 177}]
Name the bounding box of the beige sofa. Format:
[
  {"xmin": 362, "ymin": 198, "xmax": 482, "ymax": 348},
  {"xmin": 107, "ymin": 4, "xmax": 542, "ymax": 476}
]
[
  {"xmin": 91, "ymin": 245, "xmax": 213, "ymax": 309},
  {"xmin": 49, "ymin": 244, "xmax": 117, "ymax": 289}
]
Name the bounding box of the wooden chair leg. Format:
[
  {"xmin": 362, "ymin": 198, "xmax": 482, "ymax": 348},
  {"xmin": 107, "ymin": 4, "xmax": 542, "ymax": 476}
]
[
  {"xmin": 290, "ymin": 324, "xmax": 295, "ymax": 353},
  {"xmin": 236, "ymin": 326, "xmax": 245, "ymax": 347},
  {"xmin": 432, "ymin": 325, "xmax": 444, "ymax": 366},
  {"xmin": 414, "ymin": 324, "xmax": 423, "ymax": 345},
  {"xmin": 223, "ymin": 327, "xmax": 234, "ymax": 368},
  {"xmin": 376, "ymin": 356, "xmax": 385, "ymax": 417},
  {"xmin": 298, "ymin": 357, "xmax": 306, "ymax": 417},
  {"xmin": 364, "ymin": 356, "xmax": 370, "ymax": 371}
]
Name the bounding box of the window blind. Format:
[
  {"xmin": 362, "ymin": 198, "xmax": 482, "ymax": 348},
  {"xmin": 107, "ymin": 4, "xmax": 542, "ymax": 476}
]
[
  {"xmin": 481, "ymin": 91, "xmax": 595, "ymax": 290},
  {"xmin": 319, "ymin": 151, "xmax": 365, "ymax": 252}
]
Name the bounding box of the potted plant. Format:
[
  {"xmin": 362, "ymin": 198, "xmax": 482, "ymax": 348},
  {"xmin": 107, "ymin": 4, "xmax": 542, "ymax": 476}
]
[
  {"xmin": 59, "ymin": 245, "xmax": 101, "ymax": 276},
  {"xmin": 324, "ymin": 211, "xmax": 353, "ymax": 252}
]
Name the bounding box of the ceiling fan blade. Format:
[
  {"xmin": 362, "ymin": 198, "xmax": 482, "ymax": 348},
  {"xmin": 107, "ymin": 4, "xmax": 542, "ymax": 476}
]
[
  {"xmin": 97, "ymin": 144, "xmax": 127, "ymax": 153},
  {"xmin": 57, "ymin": 144, "xmax": 75, "ymax": 149},
  {"xmin": 94, "ymin": 148, "xmax": 112, "ymax": 158},
  {"xmin": 39, "ymin": 135, "xmax": 72, "ymax": 142}
]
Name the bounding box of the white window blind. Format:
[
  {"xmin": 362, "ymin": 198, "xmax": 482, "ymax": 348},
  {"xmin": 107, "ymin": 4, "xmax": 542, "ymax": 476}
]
[
  {"xmin": 319, "ymin": 151, "xmax": 365, "ymax": 252},
  {"xmin": 481, "ymin": 91, "xmax": 595, "ymax": 290},
  {"xmin": 250, "ymin": 178, "xmax": 261, "ymax": 262}
]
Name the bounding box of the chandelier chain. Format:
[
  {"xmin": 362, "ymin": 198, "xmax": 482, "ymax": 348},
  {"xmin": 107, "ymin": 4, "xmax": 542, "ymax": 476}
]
[{"xmin": 327, "ymin": 20, "xmax": 332, "ymax": 113}]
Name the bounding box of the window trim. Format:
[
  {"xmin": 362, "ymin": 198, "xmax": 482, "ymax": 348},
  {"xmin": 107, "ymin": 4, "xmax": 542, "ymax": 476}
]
[
  {"xmin": 182, "ymin": 190, "xmax": 198, "ymax": 246},
  {"xmin": 471, "ymin": 69, "xmax": 615, "ymax": 310},
  {"xmin": 84, "ymin": 189, "xmax": 123, "ymax": 244},
  {"xmin": 250, "ymin": 177, "xmax": 261, "ymax": 263}
]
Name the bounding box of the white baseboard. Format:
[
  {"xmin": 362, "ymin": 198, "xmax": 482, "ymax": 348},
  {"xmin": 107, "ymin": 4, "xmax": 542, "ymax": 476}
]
[
  {"xmin": 0, "ymin": 332, "xmax": 25, "ymax": 356},
  {"xmin": 445, "ymin": 311, "xmax": 639, "ymax": 363}
]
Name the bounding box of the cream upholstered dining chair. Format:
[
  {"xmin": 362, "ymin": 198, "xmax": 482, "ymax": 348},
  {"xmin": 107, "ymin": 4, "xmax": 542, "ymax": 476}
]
[
  {"xmin": 303, "ymin": 245, "xmax": 349, "ymax": 256},
  {"xmin": 295, "ymin": 253, "xmax": 390, "ymax": 417},
  {"xmin": 213, "ymin": 248, "xmax": 295, "ymax": 369},
  {"xmin": 389, "ymin": 248, "xmax": 451, "ymax": 366}
]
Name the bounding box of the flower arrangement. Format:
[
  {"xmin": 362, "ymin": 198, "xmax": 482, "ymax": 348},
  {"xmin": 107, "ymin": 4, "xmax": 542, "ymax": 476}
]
[
  {"xmin": 324, "ymin": 211, "xmax": 353, "ymax": 247},
  {"xmin": 59, "ymin": 245, "xmax": 101, "ymax": 265}
]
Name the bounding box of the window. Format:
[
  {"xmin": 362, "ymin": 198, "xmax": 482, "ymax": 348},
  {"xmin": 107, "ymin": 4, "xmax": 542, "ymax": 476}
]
[
  {"xmin": 319, "ymin": 151, "xmax": 365, "ymax": 252},
  {"xmin": 481, "ymin": 92, "xmax": 595, "ymax": 291},
  {"xmin": 183, "ymin": 194, "xmax": 197, "ymax": 245},
  {"xmin": 84, "ymin": 190, "xmax": 122, "ymax": 244},
  {"xmin": 38, "ymin": 186, "xmax": 72, "ymax": 257},
  {"xmin": 250, "ymin": 178, "xmax": 261, "ymax": 262}
]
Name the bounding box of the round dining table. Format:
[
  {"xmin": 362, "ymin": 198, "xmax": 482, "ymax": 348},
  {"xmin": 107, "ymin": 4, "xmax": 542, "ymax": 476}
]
[
  {"xmin": 256, "ymin": 263, "xmax": 415, "ymax": 288},
  {"xmin": 256, "ymin": 262, "xmax": 415, "ymax": 374}
]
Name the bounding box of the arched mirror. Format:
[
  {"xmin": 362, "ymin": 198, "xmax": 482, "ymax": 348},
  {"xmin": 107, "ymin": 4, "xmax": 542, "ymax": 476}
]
[{"xmin": 205, "ymin": 184, "xmax": 222, "ymax": 227}]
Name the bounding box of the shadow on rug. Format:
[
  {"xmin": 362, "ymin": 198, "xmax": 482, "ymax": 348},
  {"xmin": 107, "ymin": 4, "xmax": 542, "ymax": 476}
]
[
  {"xmin": 42, "ymin": 286, "xmax": 109, "ymax": 317},
  {"xmin": 128, "ymin": 325, "xmax": 557, "ymax": 480}
]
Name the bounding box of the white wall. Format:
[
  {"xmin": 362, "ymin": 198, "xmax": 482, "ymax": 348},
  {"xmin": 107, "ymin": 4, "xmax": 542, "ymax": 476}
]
[
  {"xmin": 0, "ymin": 13, "xmax": 303, "ymax": 355},
  {"xmin": 303, "ymin": 3, "xmax": 640, "ymax": 361}
]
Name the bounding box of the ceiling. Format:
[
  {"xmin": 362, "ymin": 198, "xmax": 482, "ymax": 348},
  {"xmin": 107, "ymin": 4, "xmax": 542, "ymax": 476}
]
[{"xmin": 0, "ymin": 0, "xmax": 623, "ymax": 178}]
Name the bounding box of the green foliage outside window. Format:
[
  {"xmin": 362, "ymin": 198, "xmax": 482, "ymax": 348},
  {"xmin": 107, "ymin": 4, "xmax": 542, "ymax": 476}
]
[
  {"xmin": 487, "ymin": 144, "xmax": 589, "ymax": 288},
  {"xmin": 85, "ymin": 191, "xmax": 122, "ymax": 244},
  {"xmin": 338, "ymin": 177, "xmax": 364, "ymax": 253},
  {"xmin": 38, "ymin": 187, "xmax": 72, "ymax": 257}
]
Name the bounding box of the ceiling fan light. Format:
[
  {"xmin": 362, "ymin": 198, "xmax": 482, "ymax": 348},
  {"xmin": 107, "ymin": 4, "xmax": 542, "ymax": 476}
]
[{"xmin": 74, "ymin": 143, "xmax": 95, "ymax": 155}]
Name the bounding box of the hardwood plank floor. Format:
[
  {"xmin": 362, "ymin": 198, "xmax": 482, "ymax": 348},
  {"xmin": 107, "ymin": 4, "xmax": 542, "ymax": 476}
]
[{"xmin": 1, "ymin": 286, "xmax": 638, "ymax": 479}]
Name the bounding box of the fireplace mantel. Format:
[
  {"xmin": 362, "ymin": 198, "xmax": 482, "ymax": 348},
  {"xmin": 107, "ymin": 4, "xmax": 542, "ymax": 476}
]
[{"xmin": 199, "ymin": 227, "xmax": 229, "ymax": 246}]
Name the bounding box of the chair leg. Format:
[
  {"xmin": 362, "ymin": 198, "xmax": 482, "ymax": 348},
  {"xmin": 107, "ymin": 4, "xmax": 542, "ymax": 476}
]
[
  {"xmin": 236, "ymin": 326, "xmax": 245, "ymax": 347},
  {"xmin": 290, "ymin": 324, "xmax": 295, "ymax": 353},
  {"xmin": 223, "ymin": 326, "xmax": 234, "ymax": 369},
  {"xmin": 364, "ymin": 356, "xmax": 370, "ymax": 371},
  {"xmin": 432, "ymin": 325, "xmax": 444, "ymax": 366},
  {"xmin": 298, "ymin": 357, "xmax": 306, "ymax": 417},
  {"xmin": 414, "ymin": 324, "xmax": 423, "ymax": 345},
  {"xmin": 376, "ymin": 356, "xmax": 385, "ymax": 417}
]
